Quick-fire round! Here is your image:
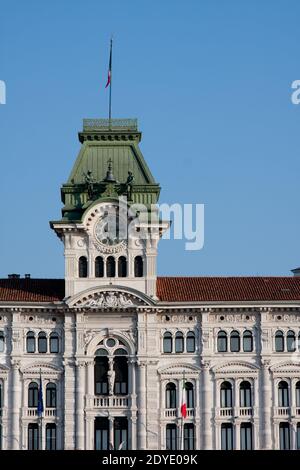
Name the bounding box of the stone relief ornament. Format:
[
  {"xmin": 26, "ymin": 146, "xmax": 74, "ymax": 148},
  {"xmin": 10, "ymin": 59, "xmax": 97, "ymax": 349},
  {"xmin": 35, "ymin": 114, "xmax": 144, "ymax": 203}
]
[
  {"xmin": 83, "ymin": 329, "xmax": 97, "ymax": 346},
  {"xmin": 79, "ymin": 292, "xmax": 138, "ymax": 309}
]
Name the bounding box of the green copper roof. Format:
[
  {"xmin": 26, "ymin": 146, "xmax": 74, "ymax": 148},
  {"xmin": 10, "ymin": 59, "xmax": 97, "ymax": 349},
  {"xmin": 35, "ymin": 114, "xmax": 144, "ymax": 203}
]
[{"xmin": 50, "ymin": 118, "xmax": 161, "ymax": 224}]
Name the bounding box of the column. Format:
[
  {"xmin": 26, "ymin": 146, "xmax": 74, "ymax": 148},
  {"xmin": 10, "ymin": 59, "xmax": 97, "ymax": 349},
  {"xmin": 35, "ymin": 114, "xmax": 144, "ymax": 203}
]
[
  {"xmin": 75, "ymin": 360, "xmax": 85, "ymax": 449},
  {"xmin": 201, "ymin": 361, "xmax": 212, "ymax": 449},
  {"xmin": 11, "ymin": 360, "xmax": 21, "ymax": 450},
  {"xmin": 260, "ymin": 359, "xmax": 272, "ymax": 449},
  {"xmin": 235, "ymin": 422, "xmax": 240, "ymax": 450},
  {"xmin": 137, "ymin": 361, "xmax": 147, "ymax": 449},
  {"xmin": 109, "ymin": 417, "xmax": 114, "ymax": 449}
]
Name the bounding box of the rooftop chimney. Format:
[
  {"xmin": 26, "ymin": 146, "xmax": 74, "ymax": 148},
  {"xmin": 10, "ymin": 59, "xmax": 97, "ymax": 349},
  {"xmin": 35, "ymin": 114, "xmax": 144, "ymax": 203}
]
[{"xmin": 291, "ymin": 267, "xmax": 300, "ymax": 277}]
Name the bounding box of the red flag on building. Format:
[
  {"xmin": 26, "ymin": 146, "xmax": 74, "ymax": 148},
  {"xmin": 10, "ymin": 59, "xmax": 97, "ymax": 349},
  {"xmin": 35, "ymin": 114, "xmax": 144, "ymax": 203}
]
[{"xmin": 105, "ymin": 39, "xmax": 112, "ymax": 88}]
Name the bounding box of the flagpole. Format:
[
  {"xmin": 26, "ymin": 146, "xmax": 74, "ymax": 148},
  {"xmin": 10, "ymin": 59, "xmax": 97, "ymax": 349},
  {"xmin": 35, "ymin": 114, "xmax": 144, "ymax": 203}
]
[
  {"xmin": 109, "ymin": 37, "xmax": 113, "ymax": 126},
  {"xmin": 180, "ymin": 372, "xmax": 186, "ymax": 451}
]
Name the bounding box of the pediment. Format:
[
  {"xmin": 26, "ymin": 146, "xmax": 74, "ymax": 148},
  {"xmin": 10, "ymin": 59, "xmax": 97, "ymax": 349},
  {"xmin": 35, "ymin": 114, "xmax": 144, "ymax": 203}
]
[
  {"xmin": 158, "ymin": 363, "xmax": 201, "ymax": 377},
  {"xmin": 212, "ymin": 361, "xmax": 259, "ymax": 375},
  {"xmin": 67, "ymin": 285, "xmax": 155, "ymax": 309},
  {"xmin": 270, "ymin": 361, "xmax": 300, "ymax": 374},
  {"xmin": 21, "ymin": 362, "xmax": 63, "ymax": 376}
]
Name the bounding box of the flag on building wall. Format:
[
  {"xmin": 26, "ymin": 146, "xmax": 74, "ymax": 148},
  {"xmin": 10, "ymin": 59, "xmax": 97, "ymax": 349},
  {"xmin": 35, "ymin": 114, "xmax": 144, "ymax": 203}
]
[
  {"xmin": 37, "ymin": 370, "xmax": 44, "ymax": 417},
  {"xmin": 181, "ymin": 377, "xmax": 187, "ymax": 418}
]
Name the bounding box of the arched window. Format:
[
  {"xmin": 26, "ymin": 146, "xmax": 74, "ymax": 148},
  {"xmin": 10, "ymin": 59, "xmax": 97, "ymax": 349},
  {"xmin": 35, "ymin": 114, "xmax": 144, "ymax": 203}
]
[
  {"xmin": 275, "ymin": 331, "xmax": 284, "ymax": 352},
  {"xmin": 166, "ymin": 383, "xmax": 176, "ymax": 409},
  {"xmin": 185, "ymin": 382, "xmax": 194, "ymax": 408},
  {"xmin": 26, "ymin": 331, "xmax": 35, "ymax": 353},
  {"xmin": 106, "ymin": 256, "xmax": 115, "ymax": 277},
  {"xmin": 118, "ymin": 256, "xmax": 127, "ymax": 277},
  {"xmin": 217, "ymin": 331, "xmax": 227, "ymax": 352},
  {"xmin": 220, "ymin": 381, "xmax": 232, "ymax": 408},
  {"xmin": 113, "ymin": 353, "xmax": 128, "ymax": 395},
  {"xmin": 175, "ymin": 332, "xmax": 184, "ymax": 353},
  {"xmin": 296, "ymin": 381, "xmax": 300, "ymax": 408},
  {"xmin": 163, "ymin": 332, "xmax": 172, "ymax": 353},
  {"xmin": 78, "ymin": 256, "xmax": 88, "ymax": 278},
  {"xmin": 0, "ymin": 332, "xmax": 4, "ymax": 353},
  {"xmin": 287, "ymin": 330, "xmax": 296, "ymax": 352},
  {"xmin": 46, "ymin": 383, "xmax": 57, "ymax": 408},
  {"xmin": 28, "ymin": 382, "xmax": 38, "ymax": 408},
  {"xmin": 240, "ymin": 381, "xmax": 252, "ymax": 407},
  {"xmin": 134, "ymin": 256, "xmax": 143, "ymax": 277},
  {"xmin": 38, "ymin": 332, "xmax": 47, "ymax": 353},
  {"xmin": 243, "ymin": 330, "xmax": 253, "ymax": 352},
  {"xmin": 50, "ymin": 332, "xmax": 59, "ymax": 353},
  {"xmin": 230, "ymin": 331, "xmax": 240, "ymax": 352},
  {"xmin": 278, "ymin": 381, "xmax": 289, "ymax": 407},
  {"xmin": 186, "ymin": 332, "xmax": 195, "ymax": 353},
  {"xmin": 95, "ymin": 349, "xmax": 109, "ymax": 395},
  {"xmin": 95, "ymin": 257, "xmax": 104, "ymax": 278}
]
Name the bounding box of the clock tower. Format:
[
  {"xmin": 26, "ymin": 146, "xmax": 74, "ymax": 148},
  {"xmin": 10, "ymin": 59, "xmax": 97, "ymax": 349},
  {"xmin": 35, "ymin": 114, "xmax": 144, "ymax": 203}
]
[{"xmin": 50, "ymin": 118, "xmax": 168, "ymax": 300}]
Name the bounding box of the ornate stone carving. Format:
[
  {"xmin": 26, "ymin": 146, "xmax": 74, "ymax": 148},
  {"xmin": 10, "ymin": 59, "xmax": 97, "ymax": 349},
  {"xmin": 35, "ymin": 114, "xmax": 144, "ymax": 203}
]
[
  {"xmin": 77, "ymin": 292, "xmax": 144, "ymax": 309},
  {"xmin": 83, "ymin": 329, "xmax": 97, "ymax": 346}
]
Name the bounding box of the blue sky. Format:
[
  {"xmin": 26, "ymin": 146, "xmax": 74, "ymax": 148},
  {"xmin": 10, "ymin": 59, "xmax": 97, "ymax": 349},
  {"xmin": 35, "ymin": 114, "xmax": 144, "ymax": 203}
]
[{"xmin": 0, "ymin": 0, "xmax": 300, "ymax": 278}]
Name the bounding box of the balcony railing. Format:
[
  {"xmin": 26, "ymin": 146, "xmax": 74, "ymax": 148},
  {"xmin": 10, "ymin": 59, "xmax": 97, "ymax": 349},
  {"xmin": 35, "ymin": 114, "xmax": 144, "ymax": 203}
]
[
  {"xmin": 217, "ymin": 407, "xmax": 233, "ymax": 417},
  {"xmin": 163, "ymin": 408, "xmax": 194, "ymax": 419},
  {"xmin": 237, "ymin": 407, "xmax": 253, "ymax": 417},
  {"xmin": 274, "ymin": 407, "xmax": 290, "ymax": 416},
  {"xmin": 92, "ymin": 396, "xmax": 129, "ymax": 408},
  {"xmin": 26, "ymin": 408, "xmax": 57, "ymax": 417},
  {"xmin": 83, "ymin": 118, "xmax": 138, "ymax": 131}
]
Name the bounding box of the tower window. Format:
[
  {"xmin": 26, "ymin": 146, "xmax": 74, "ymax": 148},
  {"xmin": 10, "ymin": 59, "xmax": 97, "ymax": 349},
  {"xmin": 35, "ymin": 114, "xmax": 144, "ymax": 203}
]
[
  {"xmin": 95, "ymin": 257, "xmax": 104, "ymax": 278},
  {"xmin": 106, "ymin": 256, "xmax": 116, "ymax": 277},
  {"xmin": 134, "ymin": 256, "xmax": 143, "ymax": 277},
  {"xmin": 79, "ymin": 256, "xmax": 88, "ymax": 278},
  {"xmin": 118, "ymin": 256, "xmax": 127, "ymax": 277}
]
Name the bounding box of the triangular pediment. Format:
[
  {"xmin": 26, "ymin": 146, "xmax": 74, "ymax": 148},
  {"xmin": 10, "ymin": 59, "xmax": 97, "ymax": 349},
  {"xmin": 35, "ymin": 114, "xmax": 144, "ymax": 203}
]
[{"xmin": 212, "ymin": 361, "xmax": 259, "ymax": 375}]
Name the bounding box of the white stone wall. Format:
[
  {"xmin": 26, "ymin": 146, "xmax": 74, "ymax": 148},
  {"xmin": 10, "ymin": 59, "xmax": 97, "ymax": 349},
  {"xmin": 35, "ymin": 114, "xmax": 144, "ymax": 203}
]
[{"xmin": 0, "ymin": 302, "xmax": 300, "ymax": 449}]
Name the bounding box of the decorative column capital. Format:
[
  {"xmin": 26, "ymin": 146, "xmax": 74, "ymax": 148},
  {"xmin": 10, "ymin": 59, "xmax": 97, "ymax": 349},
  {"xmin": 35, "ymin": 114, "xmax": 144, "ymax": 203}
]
[{"xmin": 201, "ymin": 360, "xmax": 211, "ymax": 370}]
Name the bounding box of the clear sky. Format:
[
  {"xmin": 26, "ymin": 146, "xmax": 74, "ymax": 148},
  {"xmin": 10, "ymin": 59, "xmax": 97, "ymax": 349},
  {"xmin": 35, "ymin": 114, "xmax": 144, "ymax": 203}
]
[{"xmin": 0, "ymin": 0, "xmax": 300, "ymax": 278}]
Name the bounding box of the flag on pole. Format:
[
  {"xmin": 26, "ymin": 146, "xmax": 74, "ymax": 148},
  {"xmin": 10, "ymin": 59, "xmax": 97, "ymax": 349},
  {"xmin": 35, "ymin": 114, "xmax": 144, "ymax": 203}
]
[
  {"xmin": 37, "ymin": 370, "xmax": 44, "ymax": 417},
  {"xmin": 105, "ymin": 39, "xmax": 112, "ymax": 88},
  {"xmin": 180, "ymin": 377, "xmax": 187, "ymax": 419}
]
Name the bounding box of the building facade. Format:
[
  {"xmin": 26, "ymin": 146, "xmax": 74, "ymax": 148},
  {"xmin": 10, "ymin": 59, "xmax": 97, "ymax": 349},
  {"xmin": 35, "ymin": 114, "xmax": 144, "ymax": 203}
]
[{"xmin": 0, "ymin": 118, "xmax": 300, "ymax": 450}]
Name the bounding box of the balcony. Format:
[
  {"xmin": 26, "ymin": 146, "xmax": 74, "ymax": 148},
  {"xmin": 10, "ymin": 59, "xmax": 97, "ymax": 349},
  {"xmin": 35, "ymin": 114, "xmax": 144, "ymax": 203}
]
[
  {"xmin": 90, "ymin": 396, "xmax": 129, "ymax": 409},
  {"xmin": 236, "ymin": 407, "xmax": 253, "ymax": 417},
  {"xmin": 25, "ymin": 408, "xmax": 57, "ymax": 417},
  {"xmin": 163, "ymin": 408, "xmax": 195, "ymax": 419},
  {"xmin": 217, "ymin": 407, "xmax": 233, "ymax": 417},
  {"xmin": 274, "ymin": 407, "xmax": 290, "ymax": 417}
]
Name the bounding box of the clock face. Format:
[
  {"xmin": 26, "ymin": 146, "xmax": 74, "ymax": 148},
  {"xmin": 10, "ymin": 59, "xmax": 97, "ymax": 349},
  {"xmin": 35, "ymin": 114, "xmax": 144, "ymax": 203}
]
[{"xmin": 94, "ymin": 208, "xmax": 127, "ymax": 246}]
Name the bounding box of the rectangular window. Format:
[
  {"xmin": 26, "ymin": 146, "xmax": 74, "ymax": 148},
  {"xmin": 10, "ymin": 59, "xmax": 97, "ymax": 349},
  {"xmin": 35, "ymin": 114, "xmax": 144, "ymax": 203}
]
[
  {"xmin": 184, "ymin": 424, "xmax": 195, "ymax": 450},
  {"xmin": 221, "ymin": 423, "xmax": 233, "ymax": 450},
  {"xmin": 297, "ymin": 424, "xmax": 300, "ymax": 450},
  {"xmin": 46, "ymin": 424, "xmax": 56, "ymax": 450},
  {"xmin": 114, "ymin": 417, "xmax": 128, "ymax": 450},
  {"xmin": 166, "ymin": 424, "xmax": 177, "ymax": 450},
  {"xmin": 240, "ymin": 423, "xmax": 253, "ymax": 450},
  {"xmin": 28, "ymin": 423, "xmax": 39, "ymax": 450},
  {"xmin": 279, "ymin": 423, "xmax": 290, "ymax": 450},
  {"xmin": 95, "ymin": 418, "xmax": 109, "ymax": 450}
]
